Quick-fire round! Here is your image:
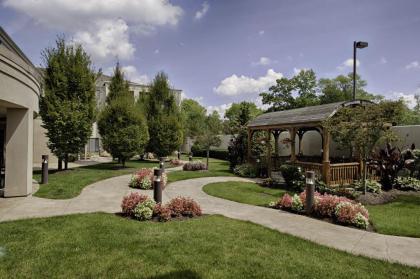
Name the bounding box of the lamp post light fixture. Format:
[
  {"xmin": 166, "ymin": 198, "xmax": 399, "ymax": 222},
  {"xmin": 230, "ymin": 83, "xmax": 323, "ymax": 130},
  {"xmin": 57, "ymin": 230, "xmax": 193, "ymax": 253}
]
[
  {"xmin": 305, "ymin": 171, "xmax": 315, "ymax": 215},
  {"xmin": 153, "ymin": 168, "xmax": 162, "ymax": 203},
  {"xmin": 353, "ymin": 41, "xmax": 368, "ymax": 100}
]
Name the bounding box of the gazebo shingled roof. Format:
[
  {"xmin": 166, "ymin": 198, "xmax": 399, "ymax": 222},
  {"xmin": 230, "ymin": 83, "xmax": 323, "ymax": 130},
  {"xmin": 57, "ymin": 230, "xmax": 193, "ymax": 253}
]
[
  {"xmin": 246, "ymin": 99, "xmax": 375, "ymax": 186},
  {"xmin": 248, "ymin": 99, "xmax": 372, "ymax": 129}
]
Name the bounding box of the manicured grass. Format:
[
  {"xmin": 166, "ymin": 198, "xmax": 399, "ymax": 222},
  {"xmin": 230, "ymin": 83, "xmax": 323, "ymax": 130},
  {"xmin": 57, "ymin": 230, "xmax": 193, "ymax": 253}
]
[
  {"xmin": 168, "ymin": 158, "xmax": 234, "ymax": 183},
  {"xmin": 33, "ymin": 160, "xmax": 164, "ymax": 199},
  {"xmin": 368, "ymin": 195, "xmax": 420, "ymax": 238},
  {"xmin": 0, "ymin": 214, "xmax": 418, "ymax": 278},
  {"xmin": 203, "ymin": 181, "xmax": 288, "ymax": 206}
]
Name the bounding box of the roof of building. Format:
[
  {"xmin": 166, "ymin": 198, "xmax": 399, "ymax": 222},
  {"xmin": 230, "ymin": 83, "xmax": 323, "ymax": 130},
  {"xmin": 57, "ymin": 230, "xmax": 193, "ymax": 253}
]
[{"xmin": 247, "ymin": 99, "xmax": 373, "ymax": 129}]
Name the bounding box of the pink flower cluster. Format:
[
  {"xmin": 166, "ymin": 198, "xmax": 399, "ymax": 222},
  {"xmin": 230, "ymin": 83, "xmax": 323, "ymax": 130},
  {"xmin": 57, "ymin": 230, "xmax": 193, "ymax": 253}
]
[
  {"xmin": 170, "ymin": 159, "xmax": 184, "ymax": 166},
  {"xmin": 274, "ymin": 190, "xmax": 370, "ymax": 229},
  {"xmin": 121, "ymin": 193, "xmax": 149, "ymax": 216},
  {"xmin": 314, "ymin": 194, "xmax": 351, "ymax": 217},
  {"xmin": 121, "ymin": 193, "xmax": 202, "ymax": 222}
]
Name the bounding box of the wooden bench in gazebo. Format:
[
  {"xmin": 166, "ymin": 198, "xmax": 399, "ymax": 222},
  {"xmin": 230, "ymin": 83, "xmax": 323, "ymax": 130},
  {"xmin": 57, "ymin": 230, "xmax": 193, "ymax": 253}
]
[{"xmin": 247, "ymin": 100, "xmax": 378, "ymax": 186}]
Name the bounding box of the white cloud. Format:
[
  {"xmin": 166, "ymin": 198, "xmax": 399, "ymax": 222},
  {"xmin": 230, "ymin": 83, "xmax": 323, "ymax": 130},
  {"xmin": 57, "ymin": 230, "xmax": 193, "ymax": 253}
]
[
  {"xmin": 207, "ymin": 103, "xmax": 232, "ymax": 117},
  {"xmin": 392, "ymin": 90, "xmax": 420, "ymax": 109},
  {"xmin": 252, "ymin": 56, "xmax": 272, "ymax": 66},
  {"xmin": 258, "ymin": 30, "xmax": 265, "ymax": 36},
  {"xmin": 405, "ymin": 61, "xmax": 420, "ymax": 70},
  {"xmin": 293, "ymin": 67, "xmax": 309, "ymax": 75},
  {"xmin": 214, "ymin": 69, "xmax": 283, "ymax": 96},
  {"xmin": 337, "ymin": 58, "xmax": 360, "ymax": 71},
  {"xmin": 3, "ymin": 0, "xmax": 183, "ymax": 62},
  {"xmin": 74, "ymin": 19, "xmax": 134, "ymax": 61},
  {"xmin": 154, "ymin": 49, "xmax": 160, "ymax": 54},
  {"xmin": 380, "ymin": 57, "xmax": 387, "ymax": 64},
  {"xmin": 105, "ymin": 65, "xmax": 149, "ymax": 84},
  {"xmin": 195, "ymin": 2, "xmax": 210, "ymax": 20}
]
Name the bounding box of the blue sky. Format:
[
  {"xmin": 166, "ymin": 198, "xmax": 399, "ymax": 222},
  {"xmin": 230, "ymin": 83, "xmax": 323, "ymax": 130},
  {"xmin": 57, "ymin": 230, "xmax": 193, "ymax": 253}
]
[{"xmin": 1, "ymin": 0, "xmax": 419, "ymax": 115}]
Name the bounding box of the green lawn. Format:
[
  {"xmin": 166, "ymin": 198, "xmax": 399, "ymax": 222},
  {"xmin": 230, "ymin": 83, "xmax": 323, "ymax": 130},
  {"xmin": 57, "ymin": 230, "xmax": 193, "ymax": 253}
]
[
  {"xmin": 0, "ymin": 214, "xmax": 418, "ymax": 278},
  {"xmin": 368, "ymin": 195, "xmax": 420, "ymax": 238},
  {"xmin": 203, "ymin": 181, "xmax": 288, "ymax": 206},
  {"xmin": 33, "ymin": 160, "xmax": 164, "ymax": 199},
  {"xmin": 168, "ymin": 158, "xmax": 234, "ymax": 183}
]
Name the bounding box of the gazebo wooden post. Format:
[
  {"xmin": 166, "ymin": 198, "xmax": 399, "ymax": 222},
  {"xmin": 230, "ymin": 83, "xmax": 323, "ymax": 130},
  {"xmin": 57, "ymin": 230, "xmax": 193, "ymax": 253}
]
[
  {"xmin": 289, "ymin": 128, "xmax": 297, "ymax": 162},
  {"xmin": 273, "ymin": 130, "xmax": 280, "ymax": 156},
  {"xmin": 322, "ymin": 127, "xmax": 331, "ymax": 186},
  {"xmin": 247, "ymin": 128, "xmax": 252, "ymax": 163},
  {"xmin": 266, "ymin": 129, "xmax": 272, "ymax": 177}
]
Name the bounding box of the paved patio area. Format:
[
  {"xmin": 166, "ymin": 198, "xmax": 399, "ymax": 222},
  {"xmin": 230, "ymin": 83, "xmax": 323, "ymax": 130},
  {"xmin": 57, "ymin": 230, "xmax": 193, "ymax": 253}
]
[{"xmin": 0, "ymin": 174, "xmax": 420, "ymax": 268}]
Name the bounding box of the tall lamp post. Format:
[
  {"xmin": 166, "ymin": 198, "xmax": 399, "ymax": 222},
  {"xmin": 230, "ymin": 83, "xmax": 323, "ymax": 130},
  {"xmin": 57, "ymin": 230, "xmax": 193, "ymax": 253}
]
[{"xmin": 353, "ymin": 41, "xmax": 368, "ymax": 100}]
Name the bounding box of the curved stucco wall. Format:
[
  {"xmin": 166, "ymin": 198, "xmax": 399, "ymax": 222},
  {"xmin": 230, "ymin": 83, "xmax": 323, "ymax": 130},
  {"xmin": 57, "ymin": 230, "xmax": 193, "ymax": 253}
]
[{"xmin": 0, "ymin": 43, "xmax": 40, "ymax": 111}]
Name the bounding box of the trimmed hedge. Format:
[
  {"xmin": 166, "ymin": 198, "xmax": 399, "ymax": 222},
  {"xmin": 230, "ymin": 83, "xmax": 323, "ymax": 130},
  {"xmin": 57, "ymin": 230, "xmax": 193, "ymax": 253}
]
[{"xmin": 190, "ymin": 147, "xmax": 229, "ymax": 161}]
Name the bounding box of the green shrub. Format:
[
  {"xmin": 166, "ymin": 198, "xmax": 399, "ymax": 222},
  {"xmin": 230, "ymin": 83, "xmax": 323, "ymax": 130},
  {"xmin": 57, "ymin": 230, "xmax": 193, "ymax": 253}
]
[
  {"xmin": 233, "ymin": 164, "xmax": 257, "ymax": 178},
  {"xmin": 395, "ymin": 177, "xmax": 420, "ymax": 191},
  {"xmin": 191, "ymin": 146, "xmax": 229, "ymax": 161},
  {"xmin": 352, "ymin": 179, "xmax": 382, "ymax": 194},
  {"xmin": 279, "ymin": 164, "xmax": 305, "ymax": 192},
  {"xmin": 133, "ymin": 199, "xmax": 156, "ymax": 220}
]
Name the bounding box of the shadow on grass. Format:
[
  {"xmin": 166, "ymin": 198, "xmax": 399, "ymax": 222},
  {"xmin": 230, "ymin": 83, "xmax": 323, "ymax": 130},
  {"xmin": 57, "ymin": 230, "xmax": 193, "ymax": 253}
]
[{"xmin": 149, "ymin": 270, "xmax": 201, "ymax": 279}]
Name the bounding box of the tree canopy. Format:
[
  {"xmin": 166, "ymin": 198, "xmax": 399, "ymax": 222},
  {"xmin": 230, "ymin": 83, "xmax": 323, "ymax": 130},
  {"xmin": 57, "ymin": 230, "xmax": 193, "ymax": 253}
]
[
  {"xmin": 194, "ymin": 111, "xmax": 222, "ymax": 168},
  {"xmin": 39, "ymin": 37, "xmax": 96, "ymax": 170},
  {"xmin": 98, "ymin": 63, "xmax": 149, "ymax": 166},
  {"xmin": 145, "ymin": 72, "xmax": 183, "ymax": 157},
  {"xmin": 224, "ymin": 102, "xmax": 262, "ymax": 134},
  {"xmin": 181, "ymin": 99, "xmax": 207, "ymax": 140}
]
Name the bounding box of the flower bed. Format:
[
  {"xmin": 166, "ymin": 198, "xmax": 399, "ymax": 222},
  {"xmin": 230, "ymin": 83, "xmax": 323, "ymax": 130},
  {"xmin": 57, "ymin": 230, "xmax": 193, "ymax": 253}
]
[
  {"xmin": 271, "ymin": 191, "xmax": 370, "ymax": 229},
  {"xmin": 169, "ymin": 158, "xmax": 184, "ymax": 167},
  {"xmin": 121, "ymin": 193, "xmax": 202, "ymax": 222},
  {"xmin": 182, "ymin": 161, "xmax": 207, "ymax": 171},
  {"xmin": 129, "ymin": 168, "xmax": 168, "ymax": 189}
]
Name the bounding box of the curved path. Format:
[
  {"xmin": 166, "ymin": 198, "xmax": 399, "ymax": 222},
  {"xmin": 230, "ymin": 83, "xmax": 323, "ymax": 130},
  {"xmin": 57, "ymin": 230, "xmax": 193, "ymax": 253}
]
[{"xmin": 1, "ymin": 174, "xmax": 420, "ymax": 268}]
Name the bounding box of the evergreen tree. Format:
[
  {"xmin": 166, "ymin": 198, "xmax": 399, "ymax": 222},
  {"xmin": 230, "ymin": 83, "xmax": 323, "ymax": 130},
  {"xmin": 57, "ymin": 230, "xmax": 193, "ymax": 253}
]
[
  {"xmin": 145, "ymin": 72, "xmax": 183, "ymax": 157},
  {"xmin": 98, "ymin": 64, "xmax": 149, "ymax": 166},
  {"xmin": 40, "ymin": 37, "xmax": 96, "ymax": 170}
]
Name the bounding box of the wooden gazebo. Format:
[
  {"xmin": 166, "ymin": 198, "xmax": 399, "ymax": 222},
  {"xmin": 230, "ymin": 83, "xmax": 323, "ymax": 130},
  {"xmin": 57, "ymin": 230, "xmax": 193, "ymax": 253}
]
[{"xmin": 247, "ymin": 100, "xmax": 374, "ymax": 186}]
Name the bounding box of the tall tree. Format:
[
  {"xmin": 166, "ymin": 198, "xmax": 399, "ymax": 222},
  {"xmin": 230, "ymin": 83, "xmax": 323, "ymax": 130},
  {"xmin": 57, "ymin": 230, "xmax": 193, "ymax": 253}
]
[
  {"xmin": 318, "ymin": 73, "xmax": 382, "ymax": 104},
  {"xmin": 40, "ymin": 37, "xmax": 96, "ymax": 170},
  {"xmin": 106, "ymin": 63, "xmax": 133, "ymax": 104},
  {"xmin": 195, "ymin": 111, "xmax": 222, "ymax": 168},
  {"xmin": 98, "ymin": 64, "xmax": 149, "ymax": 166},
  {"xmin": 181, "ymin": 99, "xmax": 207, "ymax": 140},
  {"xmin": 260, "ymin": 69, "xmax": 319, "ymax": 111},
  {"xmin": 145, "ymin": 72, "xmax": 183, "ymax": 157},
  {"xmin": 224, "ymin": 102, "xmax": 262, "ymax": 134},
  {"xmin": 324, "ymin": 101, "xmax": 401, "ymax": 192}
]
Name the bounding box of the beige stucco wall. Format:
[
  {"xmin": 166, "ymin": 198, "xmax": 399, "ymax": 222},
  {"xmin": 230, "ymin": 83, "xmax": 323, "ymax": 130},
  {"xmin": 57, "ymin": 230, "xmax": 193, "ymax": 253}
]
[
  {"xmin": 33, "ymin": 118, "xmax": 58, "ymax": 165},
  {"xmin": 0, "ymin": 28, "xmax": 41, "ymax": 197}
]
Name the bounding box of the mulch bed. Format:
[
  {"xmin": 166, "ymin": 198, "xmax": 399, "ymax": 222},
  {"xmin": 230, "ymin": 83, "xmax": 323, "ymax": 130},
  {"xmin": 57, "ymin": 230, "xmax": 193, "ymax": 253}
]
[{"xmin": 356, "ymin": 189, "xmax": 420, "ymax": 205}]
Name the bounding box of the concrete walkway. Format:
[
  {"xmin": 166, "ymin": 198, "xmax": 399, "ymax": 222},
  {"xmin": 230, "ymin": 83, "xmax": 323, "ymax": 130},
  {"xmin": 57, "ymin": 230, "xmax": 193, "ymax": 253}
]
[{"xmin": 1, "ymin": 175, "xmax": 420, "ymax": 268}]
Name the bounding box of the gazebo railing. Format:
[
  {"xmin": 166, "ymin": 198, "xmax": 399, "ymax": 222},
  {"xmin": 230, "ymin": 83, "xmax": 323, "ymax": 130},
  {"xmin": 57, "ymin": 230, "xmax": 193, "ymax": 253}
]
[
  {"xmin": 330, "ymin": 163, "xmax": 360, "ymax": 186},
  {"xmin": 293, "ymin": 161, "xmax": 323, "ymax": 178}
]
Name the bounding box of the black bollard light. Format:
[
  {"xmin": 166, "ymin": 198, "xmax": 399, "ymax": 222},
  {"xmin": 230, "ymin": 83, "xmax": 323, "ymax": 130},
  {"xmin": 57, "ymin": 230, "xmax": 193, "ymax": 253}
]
[
  {"xmin": 41, "ymin": 155, "xmax": 49, "ymax": 184},
  {"xmin": 153, "ymin": 168, "xmax": 162, "ymax": 204},
  {"xmin": 189, "ymin": 154, "xmax": 193, "ymax": 162},
  {"xmin": 159, "ymin": 157, "xmax": 165, "ymax": 173},
  {"xmin": 305, "ymin": 171, "xmax": 315, "ymax": 215}
]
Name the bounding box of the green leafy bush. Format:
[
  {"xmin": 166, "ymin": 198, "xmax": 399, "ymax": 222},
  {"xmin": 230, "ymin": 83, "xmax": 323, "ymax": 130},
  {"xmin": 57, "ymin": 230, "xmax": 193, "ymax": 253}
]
[
  {"xmin": 352, "ymin": 179, "xmax": 382, "ymax": 194},
  {"xmin": 191, "ymin": 146, "xmax": 229, "ymax": 161},
  {"xmin": 233, "ymin": 164, "xmax": 257, "ymax": 178},
  {"xmin": 133, "ymin": 199, "xmax": 156, "ymax": 220},
  {"xmin": 395, "ymin": 177, "xmax": 420, "ymax": 191},
  {"xmin": 279, "ymin": 164, "xmax": 305, "ymax": 192}
]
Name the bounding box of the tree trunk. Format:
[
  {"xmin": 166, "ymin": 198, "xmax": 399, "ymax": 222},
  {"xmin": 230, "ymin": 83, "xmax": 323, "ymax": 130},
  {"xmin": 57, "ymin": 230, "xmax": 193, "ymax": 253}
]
[
  {"xmin": 64, "ymin": 154, "xmax": 68, "ymax": 170},
  {"xmin": 122, "ymin": 158, "xmax": 126, "ymax": 167},
  {"xmin": 58, "ymin": 158, "xmax": 63, "ymax": 171},
  {"xmin": 206, "ymin": 148, "xmax": 210, "ymax": 170}
]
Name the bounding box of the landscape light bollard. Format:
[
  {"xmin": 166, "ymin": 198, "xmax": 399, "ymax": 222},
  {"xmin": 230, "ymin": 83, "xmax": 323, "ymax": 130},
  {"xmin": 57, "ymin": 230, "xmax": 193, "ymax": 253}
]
[
  {"xmin": 305, "ymin": 171, "xmax": 315, "ymax": 215},
  {"xmin": 256, "ymin": 158, "xmax": 261, "ymax": 177},
  {"xmin": 153, "ymin": 169, "xmax": 162, "ymax": 204},
  {"xmin": 41, "ymin": 155, "xmax": 48, "ymax": 184},
  {"xmin": 189, "ymin": 154, "xmax": 193, "ymax": 162},
  {"xmin": 159, "ymin": 157, "xmax": 165, "ymax": 173}
]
